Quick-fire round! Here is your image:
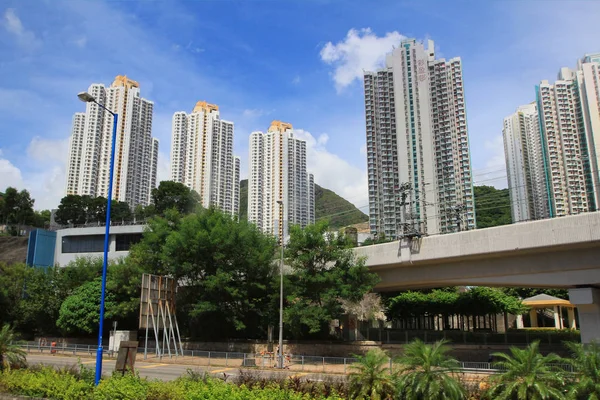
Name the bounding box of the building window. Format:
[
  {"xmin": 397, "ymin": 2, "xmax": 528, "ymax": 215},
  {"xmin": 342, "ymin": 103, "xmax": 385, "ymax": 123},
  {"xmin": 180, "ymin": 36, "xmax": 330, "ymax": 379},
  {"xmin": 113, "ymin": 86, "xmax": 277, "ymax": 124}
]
[
  {"xmin": 115, "ymin": 233, "xmax": 143, "ymax": 251},
  {"xmin": 62, "ymin": 235, "xmax": 104, "ymax": 253}
]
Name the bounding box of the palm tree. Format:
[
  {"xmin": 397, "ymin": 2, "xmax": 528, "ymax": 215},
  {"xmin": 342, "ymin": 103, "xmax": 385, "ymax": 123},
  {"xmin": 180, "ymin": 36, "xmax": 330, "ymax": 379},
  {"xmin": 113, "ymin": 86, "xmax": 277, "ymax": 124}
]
[
  {"xmin": 348, "ymin": 349, "xmax": 395, "ymax": 399},
  {"xmin": 564, "ymin": 341, "xmax": 600, "ymax": 400},
  {"xmin": 395, "ymin": 339, "xmax": 466, "ymax": 400},
  {"xmin": 0, "ymin": 324, "xmax": 26, "ymax": 371},
  {"xmin": 487, "ymin": 340, "xmax": 566, "ymax": 400}
]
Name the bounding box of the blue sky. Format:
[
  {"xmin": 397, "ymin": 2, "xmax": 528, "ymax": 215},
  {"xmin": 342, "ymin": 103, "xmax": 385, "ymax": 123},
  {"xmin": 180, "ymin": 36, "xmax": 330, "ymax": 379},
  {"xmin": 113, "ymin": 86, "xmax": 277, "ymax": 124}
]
[{"xmin": 1, "ymin": 0, "xmax": 599, "ymax": 211}]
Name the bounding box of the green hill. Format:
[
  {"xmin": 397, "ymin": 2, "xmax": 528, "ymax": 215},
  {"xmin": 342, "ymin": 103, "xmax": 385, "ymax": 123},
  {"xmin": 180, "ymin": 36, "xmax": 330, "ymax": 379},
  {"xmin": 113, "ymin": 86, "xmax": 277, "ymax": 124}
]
[
  {"xmin": 238, "ymin": 179, "xmax": 368, "ymax": 229},
  {"xmin": 474, "ymin": 185, "xmax": 512, "ymax": 228}
]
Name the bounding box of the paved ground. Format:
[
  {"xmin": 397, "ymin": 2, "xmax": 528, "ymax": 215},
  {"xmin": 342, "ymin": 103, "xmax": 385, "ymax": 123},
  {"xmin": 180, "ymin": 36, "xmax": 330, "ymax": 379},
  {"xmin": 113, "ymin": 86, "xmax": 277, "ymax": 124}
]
[{"xmin": 25, "ymin": 354, "xmax": 344, "ymax": 382}]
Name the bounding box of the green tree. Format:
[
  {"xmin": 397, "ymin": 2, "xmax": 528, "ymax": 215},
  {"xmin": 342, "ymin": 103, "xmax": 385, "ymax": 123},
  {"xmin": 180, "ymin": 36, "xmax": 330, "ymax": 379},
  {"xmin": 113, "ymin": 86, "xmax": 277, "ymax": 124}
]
[
  {"xmin": 128, "ymin": 208, "xmax": 276, "ymax": 339},
  {"xmin": 55, "ymin": 194, "xmax": 89, "ymax": 225},
  {"xmin": 348, "ymin": 349, "xmax": 395, "ymax": 400},
  {"xmin": 0, "ymin": 324, "xmax": 26, "ymax": 371},
  {"xmin": 396, "ymin": 339, "xmax": 466, "ymax": 400},
  {"xmin": 284, "ymin": 220, "xmax": 379, "ymax": 338},
  {"xmin": 110, "ymin": 200, "xmax": 133, "ymax": 223},
  {"xmin": 564, "ymin": 341, "xmax": 600, "ymax": 400},
  {"xmin": 57, "ymin": 278, "xmax": 117, "ymax": 335},
  {"xmin": 15, "ymin": 266, "xmax": 63, "ymax": 336},
  {"xmin": 32, "ymin": 210, "xmax": 51, "ymax": 228},
  {"xmin": 134, "ymin": 204, "xmax": 156, "ymax": 221},
  {"xmin": 487, "ymin": 341, "xmax": 566, "ymax": 400},
  {"xmin": 151, "ymin": 181, "xmax": 200, "ymax": 216},
  {"xmin": 0, "ymin": 187, "xmax": 35, "ymax": 234},
  {"xmin": 106, "ymin": 259, "xmax": 147, "ymax": 330},
  {"xmin": 0, "ymin": 263, "xmax": 27, "ymax": 326}
]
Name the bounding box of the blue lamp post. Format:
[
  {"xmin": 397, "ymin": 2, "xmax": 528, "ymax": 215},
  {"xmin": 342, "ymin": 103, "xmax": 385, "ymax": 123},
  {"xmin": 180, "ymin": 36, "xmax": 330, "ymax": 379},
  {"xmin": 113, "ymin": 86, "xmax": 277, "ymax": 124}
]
[{"xmin": 77, "ymin": 91, "xmax": 118, "ymax": 385}]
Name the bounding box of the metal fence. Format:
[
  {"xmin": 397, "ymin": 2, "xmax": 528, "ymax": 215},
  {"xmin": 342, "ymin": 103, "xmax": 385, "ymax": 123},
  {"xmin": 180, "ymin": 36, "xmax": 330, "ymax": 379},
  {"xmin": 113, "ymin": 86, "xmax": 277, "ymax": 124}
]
[
  {"xmin": 362, "ymin": 329, "xmax": 580, "ymax": 345},
  {"xmin": 17, "ymin": 342, "xmax": 575, "ymax": 375}
]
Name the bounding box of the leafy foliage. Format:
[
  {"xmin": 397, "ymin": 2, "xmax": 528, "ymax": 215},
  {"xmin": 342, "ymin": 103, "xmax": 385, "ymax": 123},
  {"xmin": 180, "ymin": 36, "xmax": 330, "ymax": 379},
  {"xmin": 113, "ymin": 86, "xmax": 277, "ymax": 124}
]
[
  {"xmin": 284, "ymin": 220, "xmax": 379, "ymax": 338},
  {"xmin": 474, "ymin": 185, "xmax": 512, "ymax": 229},
  {"xmin": 564, "ymin": 341, "xmax": 600, "ymax": 400},
  {"xmin": 55, "ymin": 194, "xmax": 132, "ymax": 225},
  {"xmin": 487, "ymin": 340, "xmax": 566, "ymax": 400},
  {"xmin": 129, "ymin": 207, "xmax": 277, "ymax": 339},
  {"xmin": 386, "ymin": 287, "xmax": 525, "ymax": 322},
  {"xmin": 0, "ymin": 187, "xmax": 35, "ymax": 235},
  {"xmin": 348, "ymin": 348, "xmax": 395, "ymax": 399},
  {"xmin": 150, "ymin": 180, "xmax": 200, "ymax": 216},
  {"xmin": 0, "ymin": 367, "xmax": 347, "ymax": 400},
  {"xmin": 56, "ymin": 278, "xmax": 117, "ymax": 335},
  {"xmin": 0, "ymin": 324, "xmax": 26, "ymax": 371},
  {"xmin": 396, "ymin": 339, "xmax": 466, "ymax": 400}
]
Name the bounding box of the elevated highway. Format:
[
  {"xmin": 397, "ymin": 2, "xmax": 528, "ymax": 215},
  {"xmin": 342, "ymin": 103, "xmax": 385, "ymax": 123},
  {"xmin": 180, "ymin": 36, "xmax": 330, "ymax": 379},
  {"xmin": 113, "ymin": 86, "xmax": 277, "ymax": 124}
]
[{"xmin": 355, "ymin": 212, "xmax": 600, "ymax": 343}]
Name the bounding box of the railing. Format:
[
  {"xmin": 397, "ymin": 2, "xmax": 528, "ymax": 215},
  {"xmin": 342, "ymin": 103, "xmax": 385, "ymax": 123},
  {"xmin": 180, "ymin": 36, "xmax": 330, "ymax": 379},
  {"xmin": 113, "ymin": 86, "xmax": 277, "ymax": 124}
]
[
  {"xmin": 360, "ymin": 329, "xmax": 580, "ymax": 345},
  {"xmin": 17, "ymin": 342, "xmax": 575, "ymax": 375}
]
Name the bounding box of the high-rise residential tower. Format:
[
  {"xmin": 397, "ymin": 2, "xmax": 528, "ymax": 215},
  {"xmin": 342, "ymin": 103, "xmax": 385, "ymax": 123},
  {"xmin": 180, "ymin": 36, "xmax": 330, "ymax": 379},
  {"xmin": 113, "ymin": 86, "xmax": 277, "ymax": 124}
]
[
  {"xmin": 502, "ymin": 103, "xmax": 549, "ymax": 222},
  {"xmin": 364, "ymin": 39, "xmax": 475, "ymax": 238},
  {"xmin": 503, "ymin": 53, "xmax": 600, "ymax": 221},
  {"xmin": 248, "ymin": 121, "xmax": 315, "ymax": 242},
  {"xmin": 170, "ymin": 101, "xmax": 240, "ymax": 216},
  {"xmin": 535, "ymin": 54, "xmax": 600, "ymax": 218},
  {"xmin": 65, "ymin": 75, "xmax": 159, "ymax": 208}
]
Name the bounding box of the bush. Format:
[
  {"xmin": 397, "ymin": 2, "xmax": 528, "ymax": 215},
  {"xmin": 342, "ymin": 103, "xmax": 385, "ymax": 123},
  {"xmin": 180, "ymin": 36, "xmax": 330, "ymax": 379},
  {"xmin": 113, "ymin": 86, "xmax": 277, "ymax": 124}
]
[
  {"xmin": 0, "ymin": 366, "xmax": 93, "ymax": 399},
  {"xmin": 0, "ymin": 366, "xmax": 347, "ymax": 400}
]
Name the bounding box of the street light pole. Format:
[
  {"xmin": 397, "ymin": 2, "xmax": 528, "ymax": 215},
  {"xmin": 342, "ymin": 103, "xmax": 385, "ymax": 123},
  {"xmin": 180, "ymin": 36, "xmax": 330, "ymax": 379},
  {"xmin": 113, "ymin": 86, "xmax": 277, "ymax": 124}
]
[
  {"xmin": 276, "ymin": 200, "xmax": 284, "ymax": 369},
  {"xmin": 78, "ymin": 92, "xmax": 118, "ymax": 385}
]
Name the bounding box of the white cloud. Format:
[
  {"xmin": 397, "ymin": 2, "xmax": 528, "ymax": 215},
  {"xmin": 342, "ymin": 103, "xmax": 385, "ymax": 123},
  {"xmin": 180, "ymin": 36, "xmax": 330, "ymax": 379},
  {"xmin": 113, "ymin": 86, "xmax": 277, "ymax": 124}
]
[
  {"xmin": 73, "ymin": 36, "xmax": 87, "ymax": 48},
  {"xmin": 292, "ymin": 75, "xmax": 301, "ymax": 85},
  {"xmin": 320, "ymin": 28, "xmax": 404, "ymax": 91},
  {"xmin": 242, "ymin": 108, "xmax": 273, "ymax": 118},
  {"xmin": 473, "ymin": 135, "xmax": 507, "ymax": 188},
  {"xmin": 0, "ymin": 157, "xmax": 24, "ymax": 189},
  {"xmin": 2, "ymin": 8, "xmax": 40, "ymax": 50},
  {"xmin": 294, "ymin": 129, "xmax": 369, "ymax": 212},
  {"xmin": 27, "ymin": 136, "xmax": 70, "ymax": 164},
  {"xmin": 0, "ymin": 136, "xmax": 68, "ymax": 210},
  {"xmin": 157, "ymin": 151, "xmax": 171, "ymax": 183}
]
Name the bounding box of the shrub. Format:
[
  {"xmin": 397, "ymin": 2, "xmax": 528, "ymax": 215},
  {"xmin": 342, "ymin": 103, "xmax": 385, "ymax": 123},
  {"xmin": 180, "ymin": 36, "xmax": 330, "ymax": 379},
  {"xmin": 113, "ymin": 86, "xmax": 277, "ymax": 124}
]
[
  {"xmin": 0, "ymin": 366, "xmax": 93, "ymax": 400},
  {"xmin": 93, "ymin": 372, "xmax": 149, "ymax": 400}
]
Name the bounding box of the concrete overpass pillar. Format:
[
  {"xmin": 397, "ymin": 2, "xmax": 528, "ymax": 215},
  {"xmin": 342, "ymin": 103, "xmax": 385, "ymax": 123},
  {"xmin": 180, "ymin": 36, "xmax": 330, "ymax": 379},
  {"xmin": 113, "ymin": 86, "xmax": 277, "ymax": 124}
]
[{"xmin": 569, "ymin": 288, "xmax": 600, "ymax": 343}]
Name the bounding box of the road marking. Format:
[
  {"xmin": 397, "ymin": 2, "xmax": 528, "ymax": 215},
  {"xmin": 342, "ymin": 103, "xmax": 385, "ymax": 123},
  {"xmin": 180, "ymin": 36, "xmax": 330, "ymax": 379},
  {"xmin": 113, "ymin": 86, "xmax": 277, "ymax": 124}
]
[
  {"xmin": 80, "ymin": 361, "xmax": 95, "ymax": 364},
  {"xmin": 138, "ymin": 363, "xmax": 169, "ymax": 369},
  {"xmin": 210, "ymin": 367, "xmax": 234, "ymax": 374},
  {"xmin": 289, "ymin": 372, "xmax": 310, "ymax": 379}
]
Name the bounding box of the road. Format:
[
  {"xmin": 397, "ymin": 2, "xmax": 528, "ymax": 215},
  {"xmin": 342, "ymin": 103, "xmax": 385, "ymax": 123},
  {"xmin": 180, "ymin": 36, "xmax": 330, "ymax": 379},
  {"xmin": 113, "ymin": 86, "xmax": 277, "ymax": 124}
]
[{"xmin": 24, "ymin": 354, "xmax": 343, "ymax": 382}]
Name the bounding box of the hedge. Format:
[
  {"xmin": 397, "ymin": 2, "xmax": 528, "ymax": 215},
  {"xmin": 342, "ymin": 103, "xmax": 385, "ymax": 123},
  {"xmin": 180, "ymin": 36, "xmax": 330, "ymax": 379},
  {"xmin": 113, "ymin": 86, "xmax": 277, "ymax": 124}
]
[{"xmin": 0, "ymin": 366, "xmax": 345, "ymax": 400}]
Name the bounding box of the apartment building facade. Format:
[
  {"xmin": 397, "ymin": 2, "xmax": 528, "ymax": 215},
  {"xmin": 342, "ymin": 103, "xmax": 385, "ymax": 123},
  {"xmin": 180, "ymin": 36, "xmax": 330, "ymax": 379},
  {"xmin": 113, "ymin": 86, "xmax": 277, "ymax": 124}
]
[
  {"xmin": 170, "ymin": 101, "xmax": 240, "ymax": 216},
  {"xmin": 503, "ymin": 53, "xmax": 600, "ymax": 221},
  {"xmin": 502, "ymin": 103, "xmax": 549, "ymax": 222},
  {"xmin": 364, "ymin": 39, "xmax": 475, "ymax": 239},
  {"xmin": 65, "ymin": 75, "xmax": 159, "ymax": 208},
  {"xmin": 248, "ymin": 121, "xmax": 315, "ymax": 242}
]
